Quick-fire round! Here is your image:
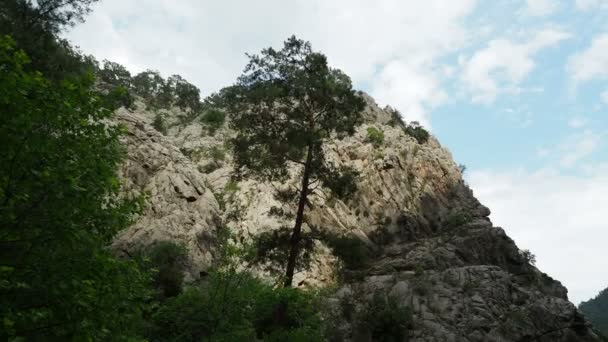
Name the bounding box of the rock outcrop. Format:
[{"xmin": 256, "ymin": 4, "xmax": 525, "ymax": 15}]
[{"xmin": 114, "ymin": 94, "xmax": 600, "ymax": 341}]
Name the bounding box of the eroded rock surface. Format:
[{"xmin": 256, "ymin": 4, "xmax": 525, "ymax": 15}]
[{"xmin": 114, "ymin": 95, "xmax": 600, "ymax": 341}]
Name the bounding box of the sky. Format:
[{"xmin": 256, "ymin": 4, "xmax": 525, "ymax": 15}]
[{"xmin": 64, "ymin": 0, "xmax": 607, "ymax": 305}]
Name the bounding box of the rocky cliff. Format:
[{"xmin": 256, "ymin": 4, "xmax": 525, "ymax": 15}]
[{"xmin": 113, "ymin": 95, "xmax": 600, "ymax": 341}]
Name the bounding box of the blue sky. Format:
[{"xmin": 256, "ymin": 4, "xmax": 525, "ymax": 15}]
[{"xmin": 65, "ymin": 0, "xmax": 608, "ymax": 304}]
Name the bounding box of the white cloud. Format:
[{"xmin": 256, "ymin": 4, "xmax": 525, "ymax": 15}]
[
  {"xmin": 523, "ymin": 0, "xmax": 558, "ymax": 16},
  {"xmin": 461, "ymin": 29, "xmax": 570, "ymax": 103},
  {"xmin": 567, "ymin": 116, "xmax": 589, "ymax": 128},
  {"xmin": 468, "ymin": 165, "xmax": 608, "ymax": 304},
  {"xmin": 575, "ymin": 0, "xmax": 608, "ymax": 10},
  {"xmin": 602, "ymin": 89, "xmax": 608, "ymax": 104},
  {"xmin": 559, "ymin": 130, "xmax": 602, "ymax": 167},
  {"xmin": 371, "ymin": 60, "xmax": 447, "ymax": 128},
  {"xmin": 568, "ymin": 33, "xmax": 608, "ymax": 83},
  {"xmin": 65, "ymin": 0, "xmax": 477, "ymax": 126}
]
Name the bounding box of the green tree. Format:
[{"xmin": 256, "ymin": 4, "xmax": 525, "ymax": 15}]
[
  {"xmin": 99, "ymin": 59, "xmax": 131, "ymax": 87},
  {"xmin": 224, "ymin": 35, "xmax": 365, "ymax": 287},
  {"xmin": 0, "ymin": 36, "xmax": 150, "ymax": 340},
  {"xmin": 0, "ymin": 0, "xmax": 99, "ymax": 80},
  {"xmin": 168, "ymin": 74, "xmax": 201, "ymax": 112}
]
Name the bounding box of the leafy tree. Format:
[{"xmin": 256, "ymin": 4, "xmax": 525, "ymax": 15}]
[
  {"xmin": 131, "ymin": 70, "xmax": 166, "ymax": 101},
  {"xmin": 0, "ymin": 0, "xmax": 99, "ymax": 80},
  {"xmin": 98, "ymin": 59, "xmax": 131, "ymax": 87},
  {"xmin": 224, "ymin": 36, "xmax": 365, "ymax": 287},
  {"xmin": 168, "ymin": 74, "xmax": 201, "ymax": 112},
  {"xmin": 0, "ymin": 36, "xmax": 150, "ymax": 340}
]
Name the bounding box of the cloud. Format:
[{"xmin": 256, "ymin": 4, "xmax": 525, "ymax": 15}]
[
  {"xmin": 468, "ymin": 165, "xmax": 608, "ymax": 304},
  {"xmin": 371, "ymin": 60, "xmax": 447, "ymax": 128},
  {"xmin": 65, "ymin": 0, "xmax": 478, "ymax": 126},
  {"xmin": 558, "ymin": 130, "xmax": 602, "ymax": 167},
  {"xmin": 568, "ymin": 33, "xmax": 608, "ymax": 83},
  {"xmin": 602, "ymin": 89, "xmax": 608, "ymax": 104},
  {"xmin": 567, "ymin": 116, "xmax": 589, "ymax": 128},
  {"xmin": 575, "ymin": 0, "xmax": 608, "ymax": 10},
  {"xmin": 523, "ymin": 0, "xmax": 558, "ymax": 16},
  {"xmin": 461, "ymin": 29, "xmax": 570, "ymax": 103}
]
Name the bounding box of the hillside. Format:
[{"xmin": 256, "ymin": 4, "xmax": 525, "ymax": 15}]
[
  {"xmin": 113, "ymin": 91, "xmax": 601, "ymax": 341},
  {"xmin": 580, "ymin": 287, "xmax": 608, "ymax": 339}
]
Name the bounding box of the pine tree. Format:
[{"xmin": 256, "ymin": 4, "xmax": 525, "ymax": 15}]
[{"xmin": 224, "ymin": 35, "xmax": 365, "ymax": 287}]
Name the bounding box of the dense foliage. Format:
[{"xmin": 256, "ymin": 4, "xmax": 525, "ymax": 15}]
[
  {"xmin": 580, "ymin": 287, "xmax": 608, "ymax": 338},
  {"xmin": 0, "ymin": 36, "xmax": 150, "ymax": 340},
  {"xmin": 224, "ymin": 35, "xmax": 365, "ymax": 286},
  {"xmin": 147, "ymin": 271, "xmax": 325, "ymax": 341}
]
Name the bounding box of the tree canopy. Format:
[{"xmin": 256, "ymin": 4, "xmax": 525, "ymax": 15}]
[
  {"xmin": 224, "ymin": 35, "xmax": 365, "ymax": 287},
  {"xmin": 0, "ymin": 36, "xmax": 149, "ymax": 340}
]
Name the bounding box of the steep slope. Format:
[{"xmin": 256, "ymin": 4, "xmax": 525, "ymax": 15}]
[
  {"xmin": 112, "ymin": 107, "xmax": 222, "ymax": 280},
  {"xmin": 580, "ymin": 287, "xmax": 608, "ymax": 338},
  {"xmin": 115, "ymin": 94, "xmax": 600, "ymax": 341}
]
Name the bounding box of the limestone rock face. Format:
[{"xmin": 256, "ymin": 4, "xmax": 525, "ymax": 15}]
[
  {"xmin": 115, "ymin": 95, "xmax": 600, "ymax": 341},
  {"xmin": 112, "ymin": 108, "xmax": 221, "ymax": 280}
]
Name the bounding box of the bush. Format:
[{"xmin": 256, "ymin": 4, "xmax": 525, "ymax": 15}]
[
  {"xmin": 444, "ymin": 210, "xmax": 472, "ymax": 229},
  {"xmin": 199, "ymin": 162, "xmax": 221, "ymax": 174},
  {"xmin": 323, "ymin": 166, "xmax": 359, "ymax": 200},
  {"xmin": 356, "ymin": 293, "xmax": 412, "ymax": 342},
  {"xmin": 208, "ymin": 145, "xmax": 226, "ymax": 162},
  {"xmin": 152, "ymin": 112, "xmax": 168, "ymax": 135},
  {"xmin": 366, "ymin": 126, "xmax": 385, "ymax": 147},
  {"xmin": 325, "ymin": 234, "xmax": 371, "ymax": 270},
  {"xmin": 404, "ymin": 121, "xmax": 430, "ymax": 144},
  {"xmin": 147, "ymin": 270, "xmax": 324, "ymax": 342},
  {"xmin": 200, "ymin": 108, "xmax": 226, "ymax": 133},
  {"xmin": 146, "ymin": 241, "xmax": 188, "ymax": 299},
  {"xmin": 520, "ymin": 249, "xmax": 537, "ymax": 266}
]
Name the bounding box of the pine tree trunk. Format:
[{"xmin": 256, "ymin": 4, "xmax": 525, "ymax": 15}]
[{"xmin": 283, "ymin": 143, "xmax": 314, "ymax": 287}]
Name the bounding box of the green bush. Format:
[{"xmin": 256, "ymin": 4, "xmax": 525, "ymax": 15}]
[
  {"xmin": 200, "ymin": 108, "xmax": 226, "ymax": 133},
  {"xmin": 152, "ymin": 112, "xmax": 168, "ymax": 135},
  {"xmin": 404, "ymin": 121, "xmax": 430, "ymax": 144},
  {"xmin": 444, "ymin": 210, "xmax": 472, "ymax": 229},
  {"xmin": 357, "ymin": 293, "xmax": 412, "ymax": 342},
  {"xmin": 208, "ymin": 145, "xmax": 226, "ymax": 162},
  {"xmin": 147, "ymin": 270, "xmax": 324, "ymax": 342},
  {"xmin": 199, "ymin": 162, "xmax": 221, "ymax": 174},
  {"xmin": 145, "ymin": 241, "xmax": 188, "ymax": 299},
  {"xmin": 325, "ymin": 234, "xmax": 371, "ymax": 270},
  {"xmin": 366, "ymin": 126, "xmax": 385, "ymax": 147}
]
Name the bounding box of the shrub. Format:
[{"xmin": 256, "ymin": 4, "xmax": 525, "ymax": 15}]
[
  {"xmin": 152, "ymin": 112, "xmax": 168, "ymax": 135},
  {"xmin": 444, "ymin": 210, "xmax": 472, "ymax": 229},
  {"xmin": 357, "ymin": 293, "xmax": 412, "ymax": 342},
  {"xmin": 325, "ymin": 234, "xmax": 371, "ymax": 270},
  {"xmin": 208, "ymin": 145, "xmax": 226, "ymax": 162},
  {"xmin": 323, "ymin": 166, "xmax": 359, "ymax": 200},
  {"xmin": 388, "ymin": 108, "xmax": 406, "ymax": 128},
  {"xmin": 458, "ymin": 163, "xmax": 467, "ymax": 174},
  {"xmin": 145, "ymin": 241, "xmax": 188, "ymax": 299},
  {"xmin": 403, "ymin": 121, "xmax": 429, "ymax": 144},
  {"xmin": 147, "ymin": 270, "xmax": 324, "ymax": 342},
  {"xmin": 199, "ymin": 162, "xmax": 221, "ymax": 174},
  {"xmin": 366, "ymin": 126, "xmax": 385, "ymax": 147},
  {"xmin": 520, "ymin": 249, "xmax": 537, "ymax": 266},
  {"xmin": 200, "ymin": 108, "xmax": 226, "ymax": 133}
]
